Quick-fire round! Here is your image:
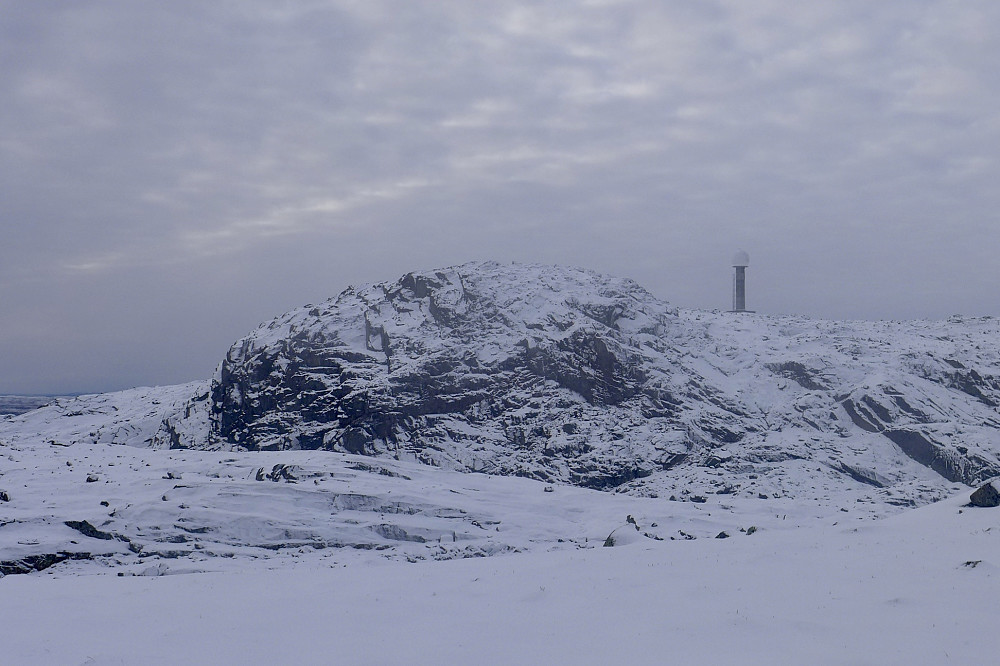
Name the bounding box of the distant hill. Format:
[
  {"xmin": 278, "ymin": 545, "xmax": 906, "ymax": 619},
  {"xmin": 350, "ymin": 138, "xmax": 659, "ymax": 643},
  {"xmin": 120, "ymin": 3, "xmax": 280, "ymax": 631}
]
[
  {"xmin": 3, "ymin": 261, "xmax": 1000, "ymax": 510},
  {"xmin": 0, "ymin": 395, "xmax": 52, "ymax": 416}
]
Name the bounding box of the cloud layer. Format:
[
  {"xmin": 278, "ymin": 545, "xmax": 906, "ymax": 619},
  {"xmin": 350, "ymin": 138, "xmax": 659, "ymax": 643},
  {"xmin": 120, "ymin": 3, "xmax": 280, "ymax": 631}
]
[{"xmin": 2, "ymin": 1, "xmax": 999, "ymax": 393}]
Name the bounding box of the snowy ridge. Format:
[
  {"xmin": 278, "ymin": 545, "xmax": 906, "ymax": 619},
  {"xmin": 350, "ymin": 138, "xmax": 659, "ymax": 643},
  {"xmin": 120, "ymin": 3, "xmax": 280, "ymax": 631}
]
[
  {"xmin": 207, "ymin": 262, "xmax": 1000, "ymax": 504},
  {"xmin": 2, "ymin": 460, "xmax": 998, "ymax": 663},
  {"xmin": 0, "ymin": 381, "xmax": 210, "ymax": 450},
  {"xmin": 3, "ymin": 262, "xmax": 1000, "ymax": 579}
]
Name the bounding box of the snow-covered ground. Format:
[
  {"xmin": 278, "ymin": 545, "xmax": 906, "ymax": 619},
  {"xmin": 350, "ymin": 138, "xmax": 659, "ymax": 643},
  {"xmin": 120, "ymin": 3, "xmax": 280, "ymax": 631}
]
[
  {"xmin": 1, "ymin": 433, "xmax": 996, "ymax": 664},
  {"xmin": 2, "ymin": 436, "xmax": 908, "ymax": 574},
  {"xmin": 2, "ymin": 479, "xmax": 997, "ymax": 664}
]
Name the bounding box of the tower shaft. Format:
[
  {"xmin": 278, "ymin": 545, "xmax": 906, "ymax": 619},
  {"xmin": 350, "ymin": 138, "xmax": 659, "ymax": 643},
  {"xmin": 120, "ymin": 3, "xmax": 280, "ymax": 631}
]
[{"xmin": 733, "ymin": 266, "xmax": 746, "ymax": 312}]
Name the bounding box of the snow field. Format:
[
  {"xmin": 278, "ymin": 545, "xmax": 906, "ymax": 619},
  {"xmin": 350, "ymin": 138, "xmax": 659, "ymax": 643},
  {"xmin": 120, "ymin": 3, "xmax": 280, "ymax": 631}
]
[{"xmin": 2, "ymin": 489, "xmax": 996, "ymax": 665}]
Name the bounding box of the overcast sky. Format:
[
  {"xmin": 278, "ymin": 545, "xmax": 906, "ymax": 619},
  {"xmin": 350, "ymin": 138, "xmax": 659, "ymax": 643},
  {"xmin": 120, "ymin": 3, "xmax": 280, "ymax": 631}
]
[{"xmin": 2, "ymin": 1, "xmax": 999, "ymax": 394}]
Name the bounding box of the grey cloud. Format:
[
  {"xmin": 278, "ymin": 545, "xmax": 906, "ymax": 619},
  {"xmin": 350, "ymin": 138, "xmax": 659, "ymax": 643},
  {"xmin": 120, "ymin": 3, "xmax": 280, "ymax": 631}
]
[{"xmin": 1, "ymin": 1, "xmax": 999, "ymax": 393}]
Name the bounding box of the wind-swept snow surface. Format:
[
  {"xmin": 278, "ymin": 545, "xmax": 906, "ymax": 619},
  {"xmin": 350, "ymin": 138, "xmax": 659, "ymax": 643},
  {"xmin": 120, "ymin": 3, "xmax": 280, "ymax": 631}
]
[
  {"xmin": 1, "ymin": 439, "xmax": 911, "ymax": 575},
  {"xmin": 2, "ymin": 488, "xmax": 997, "ymax": 664}
]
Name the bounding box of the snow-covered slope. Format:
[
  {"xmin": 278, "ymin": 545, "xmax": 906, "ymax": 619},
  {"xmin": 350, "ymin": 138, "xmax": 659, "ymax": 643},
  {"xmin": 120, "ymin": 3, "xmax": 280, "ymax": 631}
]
[
  {"xmin": 4, "ymin": 262, "xmax": 1000, "ymax": 512},
  {"xmin": 4, "ymin": 437, "xmax": 892, "ymax": 577},
  {"xmin": 0, "ymin": 381, "xmax": 210, "ymax": 450},
  {"xmin": 206, "ymin": 262, "xmax": 1000, "ymax": 505},
  {"xmin": 3, "ymin": 479, "xmax": 997, "ymax": 664}
]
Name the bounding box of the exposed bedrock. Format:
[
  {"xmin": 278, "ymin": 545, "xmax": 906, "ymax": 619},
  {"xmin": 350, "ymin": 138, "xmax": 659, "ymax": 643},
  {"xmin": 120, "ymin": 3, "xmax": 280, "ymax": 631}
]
[{"xmin": 202, "ymin": 262, "xmax": 1000, "ymax": 490}]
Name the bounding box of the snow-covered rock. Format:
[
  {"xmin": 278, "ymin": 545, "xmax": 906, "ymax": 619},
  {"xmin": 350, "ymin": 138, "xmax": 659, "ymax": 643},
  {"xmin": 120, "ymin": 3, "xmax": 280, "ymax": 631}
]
[
  {"xmin": 0, "ymin": 382, "xmax": 211, "ymax": 449},
  {"xmin": 969, "ymin": 478, "xmax": 1000, "ymax": 507},
  {"xmin": 4, "ymin": 262, "xmax": 1000, "ymax": 511},
  {"xmin": 206, "ymin": 262, "xmax": 1000, "ymax": 503},
  {"xmin": 212, "ymin": 262, "xmax": 700, "ymax": 489}
]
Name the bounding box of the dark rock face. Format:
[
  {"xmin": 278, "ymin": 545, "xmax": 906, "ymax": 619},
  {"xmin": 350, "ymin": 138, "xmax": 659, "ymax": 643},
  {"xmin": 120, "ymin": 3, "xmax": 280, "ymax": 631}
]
[
  {"xmin": 766, "ymin": 361, "xmax": 826, "ymax": 390},
  {"xmin": 205, "ymin": 262, "xmax": 1000, "ymax": 492},
  {"xmin": 64, "ymin": 520, "xmax": 118, "ymax": 541},
  {"xmin": 969, "ymin": 481, "xmax": 1000, "ymax": 507},
  {"xmin": 0, "ymin": 552, "xmax": 93, "ymax": 576},
  {"xmin": 839, "ymin": 373, "xmax": 1000, "ymax": 486},
  {"xmin": 210, "ymin": 263, "xmax": 714, "ymax": 488}
]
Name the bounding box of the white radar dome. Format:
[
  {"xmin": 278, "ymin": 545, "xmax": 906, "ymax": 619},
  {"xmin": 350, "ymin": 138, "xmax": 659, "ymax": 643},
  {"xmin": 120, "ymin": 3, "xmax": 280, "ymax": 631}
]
[{"xmin": 732, "ymin": 250, "xmax": 750, "ymax": 267}]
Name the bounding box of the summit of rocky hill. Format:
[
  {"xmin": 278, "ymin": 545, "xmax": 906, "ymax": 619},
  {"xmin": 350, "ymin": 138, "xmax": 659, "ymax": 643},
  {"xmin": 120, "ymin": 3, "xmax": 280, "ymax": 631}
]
[
  {"xmin": 6, "ymin": 262, "xmax": 1000, "ymax": 505},
  {"xmin": 203, "ymin": 261, "xmax": 1000, "ymax": 500}
]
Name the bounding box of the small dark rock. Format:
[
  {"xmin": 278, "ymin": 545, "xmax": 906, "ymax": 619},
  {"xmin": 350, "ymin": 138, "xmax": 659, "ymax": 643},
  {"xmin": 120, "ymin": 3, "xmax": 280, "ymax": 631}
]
[
  {"xmin": 969, "ymin": 481, "xmax": 1000, "ymax": 508},
  {"xmin": 256, "ymin": 464, "xmax": 298, "ymax": 483},
  {"xmin": 690, "ymin": 495, "xmax": 707, "ymax": 503},
  {"xmin": 100, "ymin": 500, "xmax": 109, "ymax": 507},
  {"xmin": 86, "ymin": 475, "xmax": 99, "ymax": 483},
  {"xmin": 0, "ymin": 490, "xmax": 9, "ymax": 502},
  {"xmin": 0, "ymin": 552, "xmax": 91, "ymax": 576},
  {"xmin": 64, "ymin": 520, "xmax": 115, "ymax": 540},
  {"xmin": 716, "ymin": 531, "xmax": 730, "ymax": 539}
]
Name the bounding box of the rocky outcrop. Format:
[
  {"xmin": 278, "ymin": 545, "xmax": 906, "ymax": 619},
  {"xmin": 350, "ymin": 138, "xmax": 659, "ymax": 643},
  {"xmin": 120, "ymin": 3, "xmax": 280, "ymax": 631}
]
[
  {"xmin": 837, "ymin": 369, "xmax": 1000, "ymax": 485},
  {"xmin": 969, "ymin": 480, "xmax": 1000, "ymax": 507},
  {"xmin": 0, "ymin": 552, "xmax": 92, "ymax": 576},
  {"xmin": 209, "ymin": 263, "xmax": 713, "ymax": 488},
  {"xmin": 205, "ymin": 262, "xmax": 1000, "ymax": 492},
  {"xmin": 5, "ymin": 262, "xmax": 1000, "ymax": 498}
]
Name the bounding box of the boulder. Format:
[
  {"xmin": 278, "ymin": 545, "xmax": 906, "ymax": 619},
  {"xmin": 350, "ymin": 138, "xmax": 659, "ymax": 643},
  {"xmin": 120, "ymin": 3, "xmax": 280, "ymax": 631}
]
[{"xmin": 969, "ymin": 480, "xmax": 1000, "ymax": 508}]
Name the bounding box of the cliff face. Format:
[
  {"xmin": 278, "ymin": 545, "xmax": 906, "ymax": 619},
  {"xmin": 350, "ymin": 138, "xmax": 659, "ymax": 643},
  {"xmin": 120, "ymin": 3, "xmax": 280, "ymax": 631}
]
[
  {"xmin": 207, "ymin": 262, "xmax": 1000, "ymax": 495},
  {"xmin": 209, "ymin": 262, "xmax": 714, "ymax": 489}
]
